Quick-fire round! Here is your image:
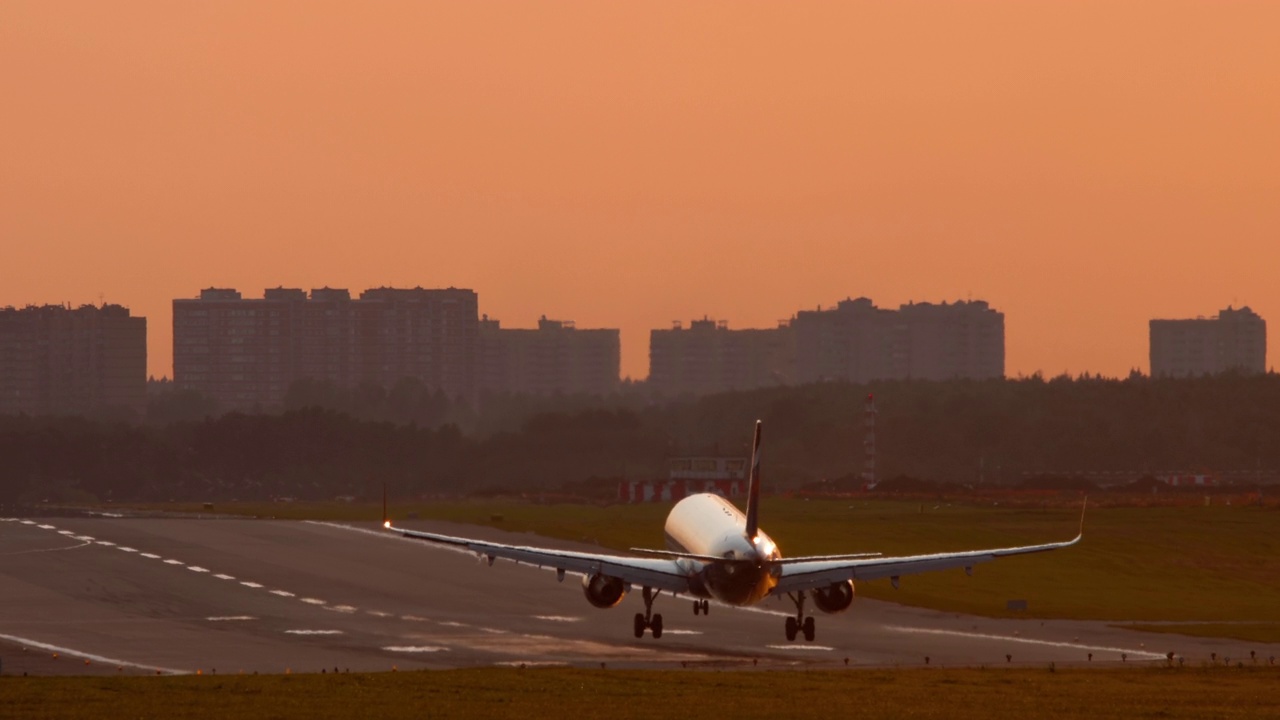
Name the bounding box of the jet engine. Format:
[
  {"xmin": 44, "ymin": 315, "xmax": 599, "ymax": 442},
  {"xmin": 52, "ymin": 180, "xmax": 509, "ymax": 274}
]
[
  {"xmin": 581, "ymin": 573, "xmax": 628, "ymax": 608},
  {"xmin": 812, "ymin": 580, "xmax": 855, "ymax": 614}
]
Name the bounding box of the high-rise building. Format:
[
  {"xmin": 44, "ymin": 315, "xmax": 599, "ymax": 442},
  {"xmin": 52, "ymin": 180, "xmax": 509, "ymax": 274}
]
[
  {"xmin": 1149, "ymin": 306, "xmax": 1266, "ymax": 377},
  {"xmin": 0, "ymin": 304, "xmax": 146, "ymax": 417},
  {"xmin": 478, "ymin": 316, "xmax": 620, "ymax": 396},
  {"xmin": 648, "ymin": 318, "xmax": 793, "ymax": 396},
  {"xmin": 173, "ymin": 287, "xmax": 478, "ymax": 410},
  {"xmin": 792, "ymin": 297, "xmax": 1004, "ymax": 383}
]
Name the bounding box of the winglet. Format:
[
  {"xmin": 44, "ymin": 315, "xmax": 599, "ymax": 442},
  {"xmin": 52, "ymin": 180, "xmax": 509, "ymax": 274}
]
[
  {"xmin": 1078, "ymin": 496, "xmax": 1088, "ymax": 538},
  {"xmin": 382, "ymin": 483, "xmax": 390, "ymax": 529},
  {"xmin": 744, "ymin": 420, "xmax": 763, "ymax": 539}
]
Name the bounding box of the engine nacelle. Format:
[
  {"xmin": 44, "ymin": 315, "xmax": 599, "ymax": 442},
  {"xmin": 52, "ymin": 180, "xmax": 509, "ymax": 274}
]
[
  {"xmin": 812, "ymin": 580, "xmax": 855, "ymax": 614},
  {"xmin": 581, "ymin": 573, "xmax": 628, "ymax": 609}
]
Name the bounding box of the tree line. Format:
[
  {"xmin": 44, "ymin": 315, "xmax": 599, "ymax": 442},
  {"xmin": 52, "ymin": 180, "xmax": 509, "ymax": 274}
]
[{"xmin": 4, "ymin": 373, "xmax": 1280, "ymax": 504}]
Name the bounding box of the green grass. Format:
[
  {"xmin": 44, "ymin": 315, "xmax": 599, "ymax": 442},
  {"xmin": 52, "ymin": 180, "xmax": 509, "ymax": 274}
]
[
  {"xmin": 3, "ymin": 667, "xmax": 1279, "ymax": 720},
  {"xmin": 1123, "ymin": 623, "xmax": 1280, "ymax": 645},
  {"xmin": 120, "ymin": 499, "xmax": 1280, "ymax": 630}
]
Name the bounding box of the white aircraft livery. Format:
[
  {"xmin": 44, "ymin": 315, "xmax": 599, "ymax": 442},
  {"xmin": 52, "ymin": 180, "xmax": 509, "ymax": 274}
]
[{"xmin": 384, "ymin": 420, "xmax": 1082, "ymax": 641}]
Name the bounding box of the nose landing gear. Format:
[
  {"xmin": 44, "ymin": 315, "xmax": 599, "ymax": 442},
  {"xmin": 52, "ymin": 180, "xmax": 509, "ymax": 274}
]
[
  {"xmin": 784, "ymin": 592, "xmax": 816, "ymax": 642},
  {"xmin": 633, "ymin": 586, "xmax": 664, "ymax": 639}
]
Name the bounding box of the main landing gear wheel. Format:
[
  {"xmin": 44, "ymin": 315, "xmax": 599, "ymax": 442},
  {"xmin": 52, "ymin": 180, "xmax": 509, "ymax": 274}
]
[
  {"xmin": 692, "ymin": 599, "xmax": 710, "ymax": 616},
  {"xmin": 784, "ymin": 591, "xmax": 816, "ymax": 642},
  {"xmin": 634, "ymin": 586, "xmax": 664, "ymax": 639}
]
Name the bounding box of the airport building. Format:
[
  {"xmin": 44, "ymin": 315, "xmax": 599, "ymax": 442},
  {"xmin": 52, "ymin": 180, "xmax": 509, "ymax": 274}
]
[
  {"xmin": 0, "ymin": 304, "xmax": 147, "ymax": 417},
  {"xmin": 648, "ymin": 318, "xmax": 794, "ymax": 396},
  {"xmin": 173, "ymin": 286, "xmax": 478, "ymax": 410},
  {"xmin": 477, "ymin": 315, "xmax": 620, "ymax": 396},
  {"xmin": 792, "ymin": 297, "xmax": 1004, "ymax": 383},
  {"xmin": 1149, "ymin": 306, "xmax": 1267, "ymax": 377}
]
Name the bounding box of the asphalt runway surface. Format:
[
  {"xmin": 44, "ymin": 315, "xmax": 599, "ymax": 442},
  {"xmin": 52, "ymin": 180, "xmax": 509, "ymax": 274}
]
[{"xmin": 1, "ymin": 515, "xmax": 1271, "ymax": 675}]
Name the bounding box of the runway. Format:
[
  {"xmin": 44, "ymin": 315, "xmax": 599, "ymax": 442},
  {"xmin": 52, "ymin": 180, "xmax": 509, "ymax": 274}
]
[{"xmin": 0, "ymin": 515, "xmax": 1268, "ymax": 675}]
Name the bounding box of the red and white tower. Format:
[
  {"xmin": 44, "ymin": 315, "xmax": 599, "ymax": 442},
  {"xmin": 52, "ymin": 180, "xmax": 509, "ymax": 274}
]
[{"xmin": 862, "ymin": 393, "xmax": 877, "ymax": 485}]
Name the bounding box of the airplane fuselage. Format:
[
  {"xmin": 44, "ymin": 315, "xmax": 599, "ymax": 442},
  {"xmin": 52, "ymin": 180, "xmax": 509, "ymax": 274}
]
[{"xmin": 663, "ymin": 493, "xmax": 781, "ymax": 606}]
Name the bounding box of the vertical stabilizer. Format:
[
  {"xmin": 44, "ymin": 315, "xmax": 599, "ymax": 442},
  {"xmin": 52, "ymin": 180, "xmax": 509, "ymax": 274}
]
[{"xmin": 744, "ymin": 420, "xmax": 763, "ymax": 539}]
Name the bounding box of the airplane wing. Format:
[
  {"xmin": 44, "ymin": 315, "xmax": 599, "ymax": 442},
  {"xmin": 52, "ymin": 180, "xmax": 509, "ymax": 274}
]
[
  {"xmin": 771, "ymin": 532, "xmax": 1081, "ymax": 595},
  {"xmin": 385, "ymin": 523, "xmax": 693, "ymax": 595}
]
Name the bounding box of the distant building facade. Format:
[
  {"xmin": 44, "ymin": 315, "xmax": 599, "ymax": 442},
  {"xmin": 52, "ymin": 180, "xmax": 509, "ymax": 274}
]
[
  {"xmin": 0, "ymin": 304, "xmax": 146, "ymax": 416},
  {"xmin": 173, "ymin": 287, "xmax": 478, "ymax": 410},
  {"xmin": 648, "ymin": 318, "xmax": 793, "ymax": 396},
  {"xmin": 478, "ymin": 316, "xmax": 620, "ymax": 396},
  {"xmin": 792, "ymin": 297, "xmax": 1004, "ymax": 383},
  {"xmin": 1149, "ymin": 306, "xmax": 1266, "ymax": 377}
]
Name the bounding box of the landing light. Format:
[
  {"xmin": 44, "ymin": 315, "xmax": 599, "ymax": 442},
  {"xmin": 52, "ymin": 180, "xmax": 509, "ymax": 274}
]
[{"xmin": 383, "ymin": 521, "xmax": 391, "ymax": 529}]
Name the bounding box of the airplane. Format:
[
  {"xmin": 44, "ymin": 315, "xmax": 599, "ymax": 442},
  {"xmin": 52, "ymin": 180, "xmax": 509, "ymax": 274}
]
[{"xmin": 383, "ymin": 420, "xmax": 1083, "ymax": 641}]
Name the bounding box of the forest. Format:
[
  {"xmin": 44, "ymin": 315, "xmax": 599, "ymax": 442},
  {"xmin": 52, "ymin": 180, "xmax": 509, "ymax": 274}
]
[{"xmin": 3, "ymin": 373, "xmax": 1279, "ymax": 504}]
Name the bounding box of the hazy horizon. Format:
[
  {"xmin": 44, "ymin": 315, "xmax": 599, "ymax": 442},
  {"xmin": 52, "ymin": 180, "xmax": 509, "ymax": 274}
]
[{"xmin": 4, "ymin": 1, "xmax": 1277, "ymax": 380}]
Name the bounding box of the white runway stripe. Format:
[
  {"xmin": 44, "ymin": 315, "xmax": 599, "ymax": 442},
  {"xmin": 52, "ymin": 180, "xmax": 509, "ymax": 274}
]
[
  {"xmin": 139, "ymin": 553, "xmax": 159, "ymax": 559},
  {"xmin": 214, "ymin": 574, "xmax": 235, "ymax": 580},
  {"xmin": 285, "ymin": 629, "xmax": 343, "ymax": 636},
  {"xmin": 187, "ymin": 566, "xmax": 210, "ymax": 573},
  {"xmin": 241, "ymin": 581, "xmax": 264, "ymax": 589},
  {"xmin": 96, "ymin": 541, "xmax": 116, "ymax": 546},
  {"xmin": 163, "ymin": 559, "xmax": 184, "ymax": 565},
  {"xmin": 300, "ymin": 598, "xmax": 327, "ymax": 605},
  {"xmin": 885, "ymin": 626, "xmax": 1167, "ymax": 660},
  {"xmin": 0, "ymin": 632, "xmax": 187, "ymax": 675},
  {"xmin": 270, "ymin": 590, "xmax": 295, "ymax": 598}
]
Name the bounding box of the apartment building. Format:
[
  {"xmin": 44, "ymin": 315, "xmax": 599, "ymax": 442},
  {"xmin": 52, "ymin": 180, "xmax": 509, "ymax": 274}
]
[
  {"xmin": 648, "ymin": 318, "xmax": 793, "ymax": 396},
  {"xmin": 0, "ymin": 304, "xmax": 146, "ymax": 416},
  {"xmin": 478, "ymin": 316, "xmax": 620, "ymax": 396},
  {"xmin": 1150, "ymin": 306, "xmax": 1267, "ymax": 377},
  {"xmin": 173, "ymin": 286, "xmax": 478, "ymax": 409}
]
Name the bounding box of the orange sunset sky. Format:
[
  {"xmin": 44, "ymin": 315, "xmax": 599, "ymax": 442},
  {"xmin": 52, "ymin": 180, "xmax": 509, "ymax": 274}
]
[{"xmin": 3, "ymin": 2, "xmax": 1278, "ymax": 381}]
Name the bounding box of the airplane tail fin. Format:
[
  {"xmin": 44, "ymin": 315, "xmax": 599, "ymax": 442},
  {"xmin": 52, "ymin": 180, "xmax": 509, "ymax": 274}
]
[{"xmin": 744, "ymin": 420, "xmax": 763, "ymax": 539}]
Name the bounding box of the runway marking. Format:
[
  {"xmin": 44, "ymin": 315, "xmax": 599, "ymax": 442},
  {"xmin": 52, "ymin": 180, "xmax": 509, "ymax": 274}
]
[
  {"xmin": 366, "ymin": 610, "xmax": 392, "ymax": 618},
  {"xmin": 58, "ymin": 530, "xmax": 76, "ymax": 535},
  {"xmin": 120, "ymin": 547, "xmax": 141, "ymax": 554},
  {"xmin": 74, "ymin": 535, "xmax": 95, "ymax": 542},
  {"xmin": 534, "ymin": 615, "xmax": 582, "ymax": 623},
  {"xmin": 241, "ymin": 581, "xmax": 264, "ymax": 589},
  {"xmin": 22, "ymin": 520, "xmax": 36, "ymax": 524},
  {"xmin": 96, "ymin": 541, "xmax": 116, "ymax": 546},
  {"xmin": 0, "ymin": 540, "xmax": 93, "ymax": 556},
  {"xmin": 494, "ymin": 661, "xmax": 566, "ymax": 667},
  {"xmin": 163, "ymin": 559, "xmax": 184, "ymax": 565},
  {"xmin": 326, "ymin": 605, "xmax": 358, "ymax": 614},
  {"xmin": 440, "ymin": 621, "xmax": 470, "ymax": 628},
  {"xmin": 884, "ymin": 626, "xmax": 1167, "ymax": 660},
  {"xmin": 270, "ymin": 590, "xmax": 296, "ymax": 598},
  {"xmin": 285, "ymin": 629, "xmax": 344, "ymax": 636},
  {"xmin": 207, "ymin": 616, "xmax": 256, "ymax": 622},
  {"xmin": 401, "ymin": 615, "xmax": 430, "ymax": 622},
  {"xmin": 188, "ymin": 566, "xmax": 210, "ymax": 573},
  {"xmin": 383, "ymin": 646, "xmax": 449, "ymax": 653},
  {"xmin": 663, "ymin": 630, "xmax": 703, "ymax": 636},
  {"xmin": 765, "ymin": 644, "xmax": 835, "ymax": 651},
  {"xmin": 300, "ymin": 598, "xmax": 327, "ymax": 605},
  {"xmin": 214, "ymin": 574, "xmax": 236, "ymax": 581},
  {"xmin": 0, "ymin": 632, "xmax": 188, "ymax": 675},
  {"xmin": 139, "ymin": 553, "xmax": 160, "ymax": 559},
  {"xmin": 37, "ymin": 524, "xmax": 55, "ymax": 530},
  {"xmin": 479, "ymin": 627, "xmax": 508, "ymax": 634}
]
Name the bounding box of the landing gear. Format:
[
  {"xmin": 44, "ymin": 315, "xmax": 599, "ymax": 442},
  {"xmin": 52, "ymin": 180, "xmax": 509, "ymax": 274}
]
[
  {"xmin": 692, "ymin": 598, "xmax": 710, "ymax": 616},
  {"xmin": 634, "ymin": 586, "xmax": 664, "ymax": 639},
  {"xmin": 784, "ymin": 591, "xmax": 816, "ymax": 642}
]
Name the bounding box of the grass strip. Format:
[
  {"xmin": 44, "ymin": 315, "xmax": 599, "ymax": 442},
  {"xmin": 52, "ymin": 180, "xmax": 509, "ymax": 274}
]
[{"xmin": 3, "ymin": 666, "xmax": 1279, "ymax": 720}]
